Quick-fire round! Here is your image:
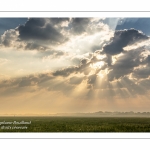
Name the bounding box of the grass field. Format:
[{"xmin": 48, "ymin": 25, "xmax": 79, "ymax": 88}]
[{"xmin": 0, "ymin": 116, "xmax": 150, "ymax": 132}]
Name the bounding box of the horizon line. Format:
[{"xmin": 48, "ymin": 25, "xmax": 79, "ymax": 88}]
[{"xmin": 1, "ymin": 111, "xmax": 150, "ymax": 116}]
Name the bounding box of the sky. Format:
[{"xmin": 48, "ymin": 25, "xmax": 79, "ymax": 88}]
[{"xmin": 1, "ymin": 18, "xmax": 150, "ymax": 115}]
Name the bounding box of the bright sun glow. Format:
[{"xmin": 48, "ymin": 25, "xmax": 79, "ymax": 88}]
[
  {"xmin": 90, "ymin": 61, "xmax": 105, "ymax": 69},
  {"xmin": 96, "ymin": 54, "xmax": 106, "ymax": 60}
]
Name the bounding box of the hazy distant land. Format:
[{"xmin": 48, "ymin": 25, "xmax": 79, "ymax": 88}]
[
  {"xmin": 54, "ymin": 111, "xmax": 150, "ymax": 117},
  {"xmin": 1, "ymin": 111, "xmax": 150, "ymax": 117}
]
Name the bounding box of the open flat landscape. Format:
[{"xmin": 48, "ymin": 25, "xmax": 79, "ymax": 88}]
[{"xmin": 0, "ymin": 117, "xmax": 150, "ymax": 132}]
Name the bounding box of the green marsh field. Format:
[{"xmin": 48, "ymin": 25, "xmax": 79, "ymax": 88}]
[{"xmin": 0, "ymin": 117, "xmax": 150, "ymax": 132}]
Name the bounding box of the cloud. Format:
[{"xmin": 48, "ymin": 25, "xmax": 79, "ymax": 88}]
[
  {"xmin": 107, "ymin": 47, "xmax": 145, "ymax": 81},
  {"xmin": 87, "ymin": 74, "xmax": 97, "ymax": 85},
  {"xmin": 0, "ymin": 73, "xmax": 53, "ymax": 88},
  {"xmin": 0, "ymin": 30, "xmax": 67, "ymax": 59},
  {"xmin": 41, "ymin": 50, "xmax": 68, "ymax": 59},
  {"xmin": 24, "ymin": 42, "xmax": 48, "ymax": 51},
  {"xmin": 69, "ymin": 76, "xmax": 84, "ymax": 85},
  {"xmin": 0, "ymin": 29, "xmax": 18, "ymax": 47},
  {"xmin": 52, "ymin": 57, "xmax": 93, "ymax": 77},
  {"xmin": 133, "ymin": 66, "xmax": 150, "ymax": 79},
  {"xmin": 49, "ymin": 18, "xmax": 70, "ymax": 26},
  {"xmin": 103, "ymin": 29, "xmax": 149, "ymax": 55},
  {"xmin": 0, "ymin": 71, "xmax": 78, "ymax": 97},
  {"xmin": 119, "ymin": 77, "xmax": 146, "ymax": 95},
  {"xmin": 0, "ymin": 18, "xmax": 70, "ymax": 52},
  {"xmin": 146, "ymin": 55, "xmax": 150, "ymax": 64},
  {"xmin": 139, "ymin": 78, "xmax": 150, "ymax": 89},
  {"xmin": 17, "ymin": 18, "xmax": 66, "ymax": 44},
  {"xmin": 70, "ymin": 18, "xmax": 90, "ymax": 34},
  {"xmin": 0, "ymin": 29, "xmax": 47, "ymax": 51},
  {"xmin": 52, "ymin": 66, "xmax": 79, "ymax": 77}
]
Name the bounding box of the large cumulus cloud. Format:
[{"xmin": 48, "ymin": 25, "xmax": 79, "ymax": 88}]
[
  {"xmin": 17, "ymin": 18, "xmax": 67, "ymax": 43},
  {"xmin": 0, "ymin": 18, "xmax": 71, "ymax": 51},
  {"xmin": 103, "ymin": 29, "xmax": 149, "ymax": 55}
]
